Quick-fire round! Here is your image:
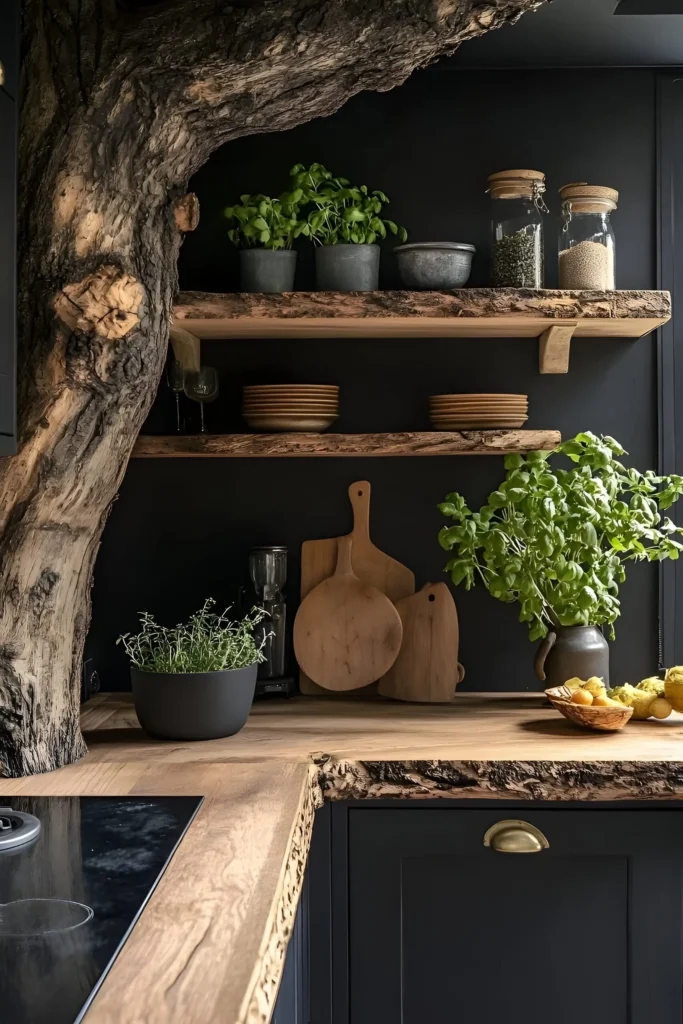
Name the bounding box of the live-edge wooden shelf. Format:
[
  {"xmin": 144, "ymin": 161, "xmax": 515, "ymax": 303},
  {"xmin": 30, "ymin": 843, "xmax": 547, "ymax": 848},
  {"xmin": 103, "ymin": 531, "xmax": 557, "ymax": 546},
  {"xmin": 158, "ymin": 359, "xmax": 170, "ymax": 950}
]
[
  {"xmin": 171, "ymin": 288, "xmax": 671, "ymax": 375},
  {"xmin": 132, "ymin": 430, "xmax": 562, "ymax": 459}
]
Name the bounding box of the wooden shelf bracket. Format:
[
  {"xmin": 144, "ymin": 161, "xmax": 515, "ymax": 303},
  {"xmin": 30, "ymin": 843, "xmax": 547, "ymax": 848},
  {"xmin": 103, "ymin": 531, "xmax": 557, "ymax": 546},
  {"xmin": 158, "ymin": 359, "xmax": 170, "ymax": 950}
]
[{"xmin": 539, "ymin": 322, "xmax": 578, "ymax": 374}]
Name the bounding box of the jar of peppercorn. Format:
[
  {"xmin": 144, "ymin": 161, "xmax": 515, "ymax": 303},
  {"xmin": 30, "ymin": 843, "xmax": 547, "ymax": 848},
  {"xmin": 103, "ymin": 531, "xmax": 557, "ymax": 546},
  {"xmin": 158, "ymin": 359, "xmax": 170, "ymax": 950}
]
[{"xmin": 488, "ymin": 169, "xmax": 548, "ymax": 288}]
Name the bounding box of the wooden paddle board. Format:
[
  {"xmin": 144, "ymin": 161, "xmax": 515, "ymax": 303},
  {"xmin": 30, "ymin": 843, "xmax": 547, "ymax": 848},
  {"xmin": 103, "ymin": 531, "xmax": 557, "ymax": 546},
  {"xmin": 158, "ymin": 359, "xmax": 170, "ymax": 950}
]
[
  {"xmin": 299, "ymin": 480, "xmax": 415, "ymax": 694},
  {"xmin": 378, "ymin": 583, "xmax": 465, "ymax": 702},
  {"xmin": 294, "ymin": 536, "xmax": 403, "ymax": 691}
]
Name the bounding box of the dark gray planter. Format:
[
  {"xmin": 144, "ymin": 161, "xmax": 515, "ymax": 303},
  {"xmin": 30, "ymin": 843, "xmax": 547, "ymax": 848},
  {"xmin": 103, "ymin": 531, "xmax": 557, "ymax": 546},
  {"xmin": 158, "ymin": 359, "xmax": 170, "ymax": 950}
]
[
  {"xmin": 315, "ymin": 243, "xmax": 380, "ymax": 291},
  {"xmin": 239, "ymin": 249, "xmax": 297, "ymax": 293},
  {"xmin": 394, "ymin": 242, "xmax": 475, "ymax": 290},
  {"xmin": 534, "ymin": 625, "xmax": 610, "ymax": 690},
  {"xmin": 131, "ymin": 664, "xmax": 257, "ymax": 740}
]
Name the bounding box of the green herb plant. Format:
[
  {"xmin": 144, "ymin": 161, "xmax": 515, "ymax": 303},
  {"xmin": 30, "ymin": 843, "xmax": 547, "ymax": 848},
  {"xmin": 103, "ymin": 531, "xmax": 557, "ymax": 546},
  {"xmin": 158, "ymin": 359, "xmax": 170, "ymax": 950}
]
[
  {"xmin": 224, "ymin": 190, "xmax": 310, "ymax": 249},
  {"xmin": 438, "ymin": 432, "xmax": 683, "ymax": 642},
  {"xmin": 290, "ymin": 162, "xmax": 407, "ymax": 246},
  {"xmin": 118, "ymin": 599, "xmax": 269, "ymax": 673}
]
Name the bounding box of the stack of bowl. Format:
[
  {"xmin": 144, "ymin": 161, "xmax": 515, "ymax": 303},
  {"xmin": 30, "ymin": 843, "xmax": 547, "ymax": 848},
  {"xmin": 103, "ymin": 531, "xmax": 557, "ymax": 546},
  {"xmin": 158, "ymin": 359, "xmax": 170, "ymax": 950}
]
[
  {"xmin": 242, "ymin": 385, "xmax": 339, "ymax": 433},
  {"xmin": 429, "ymin": 394, "xmax": 529, "ymax": 429}
]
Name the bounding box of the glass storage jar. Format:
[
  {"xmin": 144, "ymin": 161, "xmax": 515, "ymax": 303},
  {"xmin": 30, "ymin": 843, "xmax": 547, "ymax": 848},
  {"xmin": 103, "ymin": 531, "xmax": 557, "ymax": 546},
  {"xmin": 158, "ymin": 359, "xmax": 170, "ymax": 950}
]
[
  {"xmin": 558, "ymin": 182, "xmax": 618, "ymax": 290},
  {"xmin": 488, "ymin": 169, "xmax": 547, "ymax": 288}
]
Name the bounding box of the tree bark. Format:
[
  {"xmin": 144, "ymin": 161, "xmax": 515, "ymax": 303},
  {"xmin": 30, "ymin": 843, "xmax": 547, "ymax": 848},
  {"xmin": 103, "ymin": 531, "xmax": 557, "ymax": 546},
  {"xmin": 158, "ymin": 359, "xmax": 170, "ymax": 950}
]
[
  {"xmin": 174, "ymin": 288, "xmax": 672, "ymax": 323},
  {"xmin": 131, "ymin": 430, "xmax": 563, "ymax": 458},
  {"xmin": 0, "ymin": 0, "xmax": 546, "ymax": 776}
]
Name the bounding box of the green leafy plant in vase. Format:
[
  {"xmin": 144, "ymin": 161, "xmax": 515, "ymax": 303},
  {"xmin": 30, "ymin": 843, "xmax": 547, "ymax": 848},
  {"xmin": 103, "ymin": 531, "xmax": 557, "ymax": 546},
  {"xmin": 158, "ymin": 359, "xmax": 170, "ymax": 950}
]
[
  {"xmin": 438, "ymin": 432, "xmax": 683, "ymax": 689},
  {"xmin": 223, "ymin": 189, "xmax": 310, "ymax": 292},
  {"xmin": 290, "ymin": 162, "xmax": 407, "ymax": 291},
  {"xmin": 118, "ymin": 600, "xmax": 269, "ymax": 740}
]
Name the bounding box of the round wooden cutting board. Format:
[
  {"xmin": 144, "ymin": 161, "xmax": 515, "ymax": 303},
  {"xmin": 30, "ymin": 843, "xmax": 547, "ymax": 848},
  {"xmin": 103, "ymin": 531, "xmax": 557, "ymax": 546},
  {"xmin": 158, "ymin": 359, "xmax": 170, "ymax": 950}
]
[{"xmin": 294, "ymin": 535, "xmax": 403, "ymax": 690}]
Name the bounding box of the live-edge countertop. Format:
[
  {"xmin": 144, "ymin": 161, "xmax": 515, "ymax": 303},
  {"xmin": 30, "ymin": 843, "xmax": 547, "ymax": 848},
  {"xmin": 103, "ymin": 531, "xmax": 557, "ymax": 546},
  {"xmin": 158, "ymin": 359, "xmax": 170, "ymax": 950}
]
[{"xmin": 2, "ymin": 692, "xmax": 683, "ymax": 1024}]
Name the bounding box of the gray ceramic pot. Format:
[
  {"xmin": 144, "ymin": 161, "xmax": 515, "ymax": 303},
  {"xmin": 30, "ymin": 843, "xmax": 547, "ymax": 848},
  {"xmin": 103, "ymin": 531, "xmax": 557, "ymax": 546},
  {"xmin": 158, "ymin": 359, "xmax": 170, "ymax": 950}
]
[
  {"xmin": 239, "ymin": 249, "xmax": 297, "ymax": 293},
  {"xmin": 131, "ymin": 664, "xmax": 257, "ymax": 740},
  {"xmin": 394, "ymin": 242, "xmax": 475, "ymax": 290},
  {"xmin": 315, "ymin": 243, "xmax": 380, "ymax": 291},
  {"xmin": 534, "ymin": 625, "xmax": 610, "ymax": 689}
]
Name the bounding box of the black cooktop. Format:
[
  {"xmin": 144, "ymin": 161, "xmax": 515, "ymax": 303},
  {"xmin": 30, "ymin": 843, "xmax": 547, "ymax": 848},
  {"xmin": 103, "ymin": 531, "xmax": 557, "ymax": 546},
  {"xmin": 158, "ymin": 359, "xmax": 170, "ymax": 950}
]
[{"xmin": 0, "ymin": 796, "xmax": 202, "ymax": 1024}]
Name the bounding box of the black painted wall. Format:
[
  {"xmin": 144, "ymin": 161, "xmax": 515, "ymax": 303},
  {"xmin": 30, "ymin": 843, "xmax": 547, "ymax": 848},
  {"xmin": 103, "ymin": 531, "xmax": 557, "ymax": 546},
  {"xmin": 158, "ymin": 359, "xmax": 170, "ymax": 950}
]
[{"xmin": 88, "ymin": 68, "xmax": 661, "ymax": 692}]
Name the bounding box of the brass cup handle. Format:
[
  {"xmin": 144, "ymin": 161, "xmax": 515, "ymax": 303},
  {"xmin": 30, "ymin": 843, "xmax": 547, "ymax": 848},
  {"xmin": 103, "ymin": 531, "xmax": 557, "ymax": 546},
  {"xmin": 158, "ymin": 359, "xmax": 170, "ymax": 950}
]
[{"xmin": 483, "ymin": 820, "xmax": 549, "ymax": 854}]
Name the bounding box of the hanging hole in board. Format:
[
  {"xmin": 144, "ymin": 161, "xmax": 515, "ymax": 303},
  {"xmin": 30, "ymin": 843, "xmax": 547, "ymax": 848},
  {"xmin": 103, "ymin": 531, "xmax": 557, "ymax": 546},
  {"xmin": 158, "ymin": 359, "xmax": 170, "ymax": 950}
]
[{"xmin": 428, "ymin": 594, "xmax": 436, "ymax": 602}]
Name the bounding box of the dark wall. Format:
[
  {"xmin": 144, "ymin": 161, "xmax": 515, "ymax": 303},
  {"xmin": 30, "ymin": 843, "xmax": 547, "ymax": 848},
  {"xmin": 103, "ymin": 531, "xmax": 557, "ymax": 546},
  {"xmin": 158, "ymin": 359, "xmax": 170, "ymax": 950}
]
[{"xmin": 87, "ymin": 67, "xmax": 661, "ymax": 692}]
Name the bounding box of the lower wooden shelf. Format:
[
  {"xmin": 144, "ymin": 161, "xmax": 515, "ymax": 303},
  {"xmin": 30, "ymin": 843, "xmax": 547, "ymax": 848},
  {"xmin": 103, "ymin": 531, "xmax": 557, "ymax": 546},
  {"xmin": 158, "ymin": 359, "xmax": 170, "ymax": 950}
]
[{"xmin": 132, "ymin": 429, "xmax": 561, "ymax": 458}]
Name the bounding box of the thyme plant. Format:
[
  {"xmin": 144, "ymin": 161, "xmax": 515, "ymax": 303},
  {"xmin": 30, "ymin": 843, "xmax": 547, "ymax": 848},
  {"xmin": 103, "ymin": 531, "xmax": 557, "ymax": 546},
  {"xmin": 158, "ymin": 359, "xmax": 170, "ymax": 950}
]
[
  {"xmin": 438, "ymin": 432, "xmax": 683, "ymax": 642},
  {"xmin": 118, "ymin": 600, "xmax": 268, "ymax": 673},
  {"xmin": 290, "ymin": 162, "xmax": 407, "ymax": 246}
]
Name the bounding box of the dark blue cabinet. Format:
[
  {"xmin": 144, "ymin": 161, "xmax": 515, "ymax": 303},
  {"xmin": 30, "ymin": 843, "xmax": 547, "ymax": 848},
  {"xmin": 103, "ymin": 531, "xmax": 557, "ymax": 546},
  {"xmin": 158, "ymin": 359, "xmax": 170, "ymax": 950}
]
[
  {"xmin": 272, "ymin": 872, "xmax": 309, "ymax": 1024},
  {"xmin": 0, "ymin": 0, "xmax": 18, "ymax": 455},
  {"xmin": 308, "ymin": 802, "xmax": 683, "ymax": 1024}
]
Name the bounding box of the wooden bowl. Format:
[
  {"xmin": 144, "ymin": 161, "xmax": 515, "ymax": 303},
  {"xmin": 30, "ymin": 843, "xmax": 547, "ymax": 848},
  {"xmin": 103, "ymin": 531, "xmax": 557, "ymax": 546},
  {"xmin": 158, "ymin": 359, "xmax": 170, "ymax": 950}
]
[{"xmin": 546, "ymin": 687, "xmax": 633, "ymax": 732}]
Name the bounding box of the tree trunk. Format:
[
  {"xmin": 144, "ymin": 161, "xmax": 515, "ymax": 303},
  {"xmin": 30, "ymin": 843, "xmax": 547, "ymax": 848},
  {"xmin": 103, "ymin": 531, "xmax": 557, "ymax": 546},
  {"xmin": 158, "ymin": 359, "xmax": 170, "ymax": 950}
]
[{"xmin": 0, "ymin": 0, "xmax": 545, "ymax": 776}]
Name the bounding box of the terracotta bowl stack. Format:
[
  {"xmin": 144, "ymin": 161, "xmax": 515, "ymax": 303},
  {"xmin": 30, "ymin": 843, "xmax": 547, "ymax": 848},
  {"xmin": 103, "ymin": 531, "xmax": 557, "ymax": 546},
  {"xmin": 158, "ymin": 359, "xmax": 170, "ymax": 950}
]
[
  {"xmin": 429, "ymin": 393, "xmax": 529, "ymax": 430},
  {"xmin": 242, "ymin": 385, "xmax": 339, "ymax": 433}
]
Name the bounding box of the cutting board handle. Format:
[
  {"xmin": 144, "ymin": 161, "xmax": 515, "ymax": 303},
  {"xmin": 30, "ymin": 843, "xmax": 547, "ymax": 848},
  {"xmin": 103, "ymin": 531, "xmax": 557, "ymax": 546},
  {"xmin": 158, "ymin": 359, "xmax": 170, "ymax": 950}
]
[
  {"xmin": 348, "ymin": 481, "xmax": 371, "ymax": 539},
  {"xmin": 335, "ymin": 535, "xmax": 355, "ymax": 577}
]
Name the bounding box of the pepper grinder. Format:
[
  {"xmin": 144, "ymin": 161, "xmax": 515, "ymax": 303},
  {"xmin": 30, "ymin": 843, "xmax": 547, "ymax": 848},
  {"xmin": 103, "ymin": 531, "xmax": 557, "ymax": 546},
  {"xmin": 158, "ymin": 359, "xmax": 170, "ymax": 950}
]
[{"xmin": 249, "ymin": 546, "xmax": 292, "ymax": 696}]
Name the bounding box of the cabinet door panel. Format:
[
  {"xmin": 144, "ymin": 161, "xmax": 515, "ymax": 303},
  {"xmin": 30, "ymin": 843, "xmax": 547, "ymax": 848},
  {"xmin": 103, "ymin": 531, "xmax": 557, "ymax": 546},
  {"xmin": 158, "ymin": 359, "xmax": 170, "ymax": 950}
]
[
  {"xmin": 401, "ymin": 855, "xmax": 626, "ymax": 1024},
  {"xmin": 348, "ymin": 808, "xmax": 683, "ymax": 1024}
]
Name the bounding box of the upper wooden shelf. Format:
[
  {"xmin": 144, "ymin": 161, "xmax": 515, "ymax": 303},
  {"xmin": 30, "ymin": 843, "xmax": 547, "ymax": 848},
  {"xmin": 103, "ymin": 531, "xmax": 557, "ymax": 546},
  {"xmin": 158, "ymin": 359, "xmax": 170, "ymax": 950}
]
[
  {"xmin": 132, "ymin": 430, "xmax": 561, "ymax": 459},
  {"xmin": 173, "ymin": 289, "xmax": 671, "ymax": 374}
]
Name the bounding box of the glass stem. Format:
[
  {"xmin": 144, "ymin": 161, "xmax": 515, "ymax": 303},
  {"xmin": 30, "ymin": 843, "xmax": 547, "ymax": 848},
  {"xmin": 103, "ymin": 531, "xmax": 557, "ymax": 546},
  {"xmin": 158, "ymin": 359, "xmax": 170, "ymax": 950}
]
[
  {"xmin": 175, "ymin": 393, "xmax": 182, "ymax": 433},
  {"xmin": 200, "ymin": 401, "xmax": 205, "ymax": 434}
]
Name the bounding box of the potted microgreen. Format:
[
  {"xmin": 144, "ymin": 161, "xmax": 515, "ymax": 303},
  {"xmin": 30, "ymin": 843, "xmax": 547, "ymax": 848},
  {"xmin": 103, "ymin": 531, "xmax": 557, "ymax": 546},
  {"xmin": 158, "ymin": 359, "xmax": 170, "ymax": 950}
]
[
  {"xmin": 224, "ymin": 189, "xmax": 310, "ymax": 292},
  {"xmin": 438, "ymin": 432, "xmax": 683, "ymax": 689},
  {"xmin": 118, "ymin": 600, "xmax": 268, "ymax": 740},
  {"xmin": 290, "ymin": 162, "xmax": 407, "ymax": 291}
]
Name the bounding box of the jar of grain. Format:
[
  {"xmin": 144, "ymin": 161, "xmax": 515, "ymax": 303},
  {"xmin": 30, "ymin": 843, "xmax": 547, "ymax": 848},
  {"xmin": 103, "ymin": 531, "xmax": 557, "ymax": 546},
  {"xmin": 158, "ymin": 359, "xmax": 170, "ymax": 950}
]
[
  {"xmin": 558, "ymin": 183, "xmax": 618, "ymax": 290},
  {"xmin": 488, "ymin": 169, "xmax": 547, "ymax": 288}
]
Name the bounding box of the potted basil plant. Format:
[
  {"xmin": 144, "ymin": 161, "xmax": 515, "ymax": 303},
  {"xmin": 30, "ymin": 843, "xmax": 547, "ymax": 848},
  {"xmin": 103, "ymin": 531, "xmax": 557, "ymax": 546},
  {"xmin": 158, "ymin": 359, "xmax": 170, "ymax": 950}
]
[
  {"xmin": 438, "ymin": 432, "xmax": 683, "ymax": 689},
  {"xmin": 118, "ymin": 600, "xmax": 268, "ymax": 740},
  {"xmin": 290, "ymin": 162, "xmax": 407, "ymax": 291},
  {"xmin": 224, "ymin": 190, "xmax": 310, "ymax": 292}
]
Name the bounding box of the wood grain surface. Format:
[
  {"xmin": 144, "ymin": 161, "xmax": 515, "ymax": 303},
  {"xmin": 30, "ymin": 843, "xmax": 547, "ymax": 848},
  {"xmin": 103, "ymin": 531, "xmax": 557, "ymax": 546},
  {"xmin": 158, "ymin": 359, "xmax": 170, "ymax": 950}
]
[
  {"xmin": 3, "ymin": 692, "xmax": 683, "ymax": 1024},
  {"xmin": 72, "ymin": 692, "xmax": 683, "ymax": 764},
  {"xmin": 378, "ymin": 583, "xmax": 465, "ymax": 703},
  {"xmin": 131, "ymin": 429, "xmax": 562, "ymax": 458},
  {"xmin": 293, "ymin": 536, "xmax": 403, "ymax": 690},
  {"xmin": 174, "ymin": 289, "xmax": 671, "ymax": 335},
  {"xmin": 0, "ymin": 760, "xmax": 318, "ymax": 1024},
  {"xmin": 299, "ymin": 480, "xmax": 415, "ymax": 696}
]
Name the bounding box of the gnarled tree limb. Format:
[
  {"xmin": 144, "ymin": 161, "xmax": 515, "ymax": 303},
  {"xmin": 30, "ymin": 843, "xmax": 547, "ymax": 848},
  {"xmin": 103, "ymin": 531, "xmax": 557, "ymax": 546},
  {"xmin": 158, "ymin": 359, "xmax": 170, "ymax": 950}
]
[{"xmin": 0, "ymin": 0, "xmax": 546, "ymax": 776}]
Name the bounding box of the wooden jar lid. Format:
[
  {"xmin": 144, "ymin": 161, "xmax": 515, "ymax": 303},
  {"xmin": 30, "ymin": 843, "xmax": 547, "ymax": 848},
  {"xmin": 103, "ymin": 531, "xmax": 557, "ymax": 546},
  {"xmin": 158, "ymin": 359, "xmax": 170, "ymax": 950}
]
[
  {"xmin": 488, "ymin": 169, "xmax": 546, "ymax": 199},
  {"xmin": 559, "ymin": 182, "xmax": 619, "ymax": 211}
]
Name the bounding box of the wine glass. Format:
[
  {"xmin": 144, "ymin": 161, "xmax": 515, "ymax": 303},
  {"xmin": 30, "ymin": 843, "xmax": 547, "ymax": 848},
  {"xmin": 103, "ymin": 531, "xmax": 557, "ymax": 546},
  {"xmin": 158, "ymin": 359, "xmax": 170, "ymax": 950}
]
[
  {"xmin": 184, "ymin": 366, "xmax": 219, "ymax": 433},
  {"xmin": 166, "ymin": 359, "xmax": 185, "ymax": 433}
]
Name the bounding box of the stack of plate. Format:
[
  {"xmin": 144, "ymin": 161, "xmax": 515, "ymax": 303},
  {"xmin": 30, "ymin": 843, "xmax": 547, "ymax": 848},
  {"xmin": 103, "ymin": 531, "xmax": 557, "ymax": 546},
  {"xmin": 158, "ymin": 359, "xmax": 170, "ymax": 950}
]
[
  {"xmin": 243, "ymin": 385, "xmax": 339, "ymax": 432},
  {"xmin": 429, "ymin": 394, "xmax": 529, "ymax": 429}
]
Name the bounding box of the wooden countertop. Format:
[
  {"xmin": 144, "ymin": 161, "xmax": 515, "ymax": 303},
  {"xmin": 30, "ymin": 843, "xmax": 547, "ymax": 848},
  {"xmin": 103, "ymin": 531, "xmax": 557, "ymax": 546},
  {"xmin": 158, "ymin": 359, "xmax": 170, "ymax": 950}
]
[
  {"xmin": 2, "ymin": 691, "xmax": 683, "ymax": 1024},
  {"xmin": 79, "ymin": 691, "xmax": 683, "ymax": 762}
]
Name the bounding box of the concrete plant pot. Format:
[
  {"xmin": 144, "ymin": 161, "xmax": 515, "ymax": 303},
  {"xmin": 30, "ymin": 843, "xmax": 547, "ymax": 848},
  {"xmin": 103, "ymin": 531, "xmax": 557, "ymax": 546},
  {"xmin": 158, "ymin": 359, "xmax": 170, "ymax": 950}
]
[
  {"xmin": 239, "ymin": 249, "xmax": 297, "ymax": 293},
  {"xmin": 394, "ymin": 242, "xmax": 476, "ymax": 290},
  {"xmin": 315, "ymin": 243, "xmax": 380, "ymax": 291},
  {"xmin": 131, "ymin": 663, "xmax": 258, "ymax": 740}
]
